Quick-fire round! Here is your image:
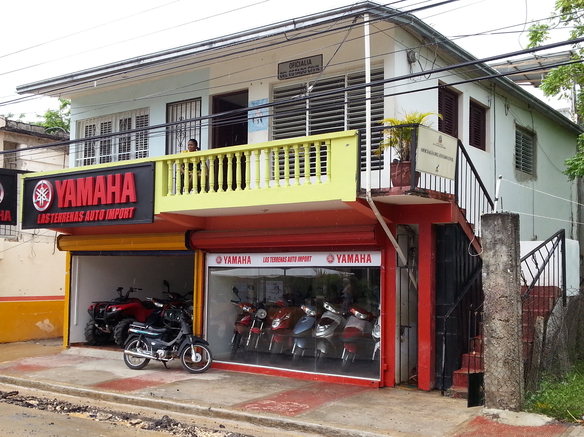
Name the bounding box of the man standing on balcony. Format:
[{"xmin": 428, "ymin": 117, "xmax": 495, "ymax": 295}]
[{"xmin": 181, "ymin": 139, "xmax": 199, "ymax": 193}]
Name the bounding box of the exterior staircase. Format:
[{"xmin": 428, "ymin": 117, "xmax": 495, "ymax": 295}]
[{"xmin": 447, "ymin": 285, "xmax": 563, "ymax": 399}]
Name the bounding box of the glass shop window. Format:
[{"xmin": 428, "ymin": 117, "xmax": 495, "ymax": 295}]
[{"xmin": 206, "ymin": 263, "xmax": 381, "ymax": 380}]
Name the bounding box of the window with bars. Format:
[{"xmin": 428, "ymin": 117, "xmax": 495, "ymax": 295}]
[
  {"xmin": 0, "ymin": 224, "xmax": 18, "ymax": 239},
  {"xmin": 438, "ymin": 87, "xmax": 458, "ymax": 138},
  {"xmin": 166, "ymin": 99, "xmax": 201, "ymax": 154},
  {"xmin": 515, "ymin": 126, "xmax": 535, "ymax": 175},
  {"xmin": 272, "ymin": 67, "xmax": 385, "ymax": 171},
  {"xmin": 469, "ymin": 101, "xmax": 486, "ymax": 151},
  {"xmin": 2, "ymin": 141, "xmax": 18, "ymax": 169},
  {"xmin": 76, "ymin": 109, "xmax": 149, "ymax": 167}
]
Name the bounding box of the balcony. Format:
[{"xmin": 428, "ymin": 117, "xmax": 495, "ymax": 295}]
[
  {"xmin": 24, "ymin": 127, "xmax": 491, "ymax": 239},
  {"xmin": 153, "ymin": 131, "xmax": 360, "ymax": 218}
]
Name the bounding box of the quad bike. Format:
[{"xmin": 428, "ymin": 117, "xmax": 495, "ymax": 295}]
[{"xmin": 85, "ymin": 281, "xmax": 190, "ymax": 347}]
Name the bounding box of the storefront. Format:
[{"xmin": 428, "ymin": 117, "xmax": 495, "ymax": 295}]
[{"xmin": 206, "ymin": 251, "xmax": 382, "ymax": 382}]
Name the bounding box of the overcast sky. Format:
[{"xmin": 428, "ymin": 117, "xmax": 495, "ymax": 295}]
[{"xmin": 0, "ymin": 0, "xmax": 564, "ymax": 122}]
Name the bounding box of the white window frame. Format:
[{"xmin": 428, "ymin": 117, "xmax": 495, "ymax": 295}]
[{"xmin": 75, "ymin": 109, "xmax": 150, "ymax": 167}]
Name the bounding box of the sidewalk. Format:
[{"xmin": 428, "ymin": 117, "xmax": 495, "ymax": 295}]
[{"xmin": 0, "ymin": 338, "xmax": 582, "ymax": 437}]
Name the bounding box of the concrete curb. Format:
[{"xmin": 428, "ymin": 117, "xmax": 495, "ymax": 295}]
[{"xmin": 0, "ymin": 374, "xmax": 399, "ymax": 437}]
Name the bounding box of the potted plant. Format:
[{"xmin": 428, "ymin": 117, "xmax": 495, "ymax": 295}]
[{"xmin": 377, "ymin": 111, "xmax": 440, "ymax": 187}]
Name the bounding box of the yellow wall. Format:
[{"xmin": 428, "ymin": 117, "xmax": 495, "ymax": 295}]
[{"xmin": 0, "ymin": 299, "xmax": 64, "ymax": 343}]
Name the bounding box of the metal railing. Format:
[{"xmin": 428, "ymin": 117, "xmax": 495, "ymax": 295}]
[
  {"xmin": 520, "ymin": 229, "xmax": 566, "ymax": 390},
  {"xmin": 362, "ymin": 125, "xmax": 494, "ymax": 237}
]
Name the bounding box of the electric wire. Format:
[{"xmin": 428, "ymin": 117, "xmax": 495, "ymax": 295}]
[{"xmin": 0, "ymin": 1, "xmax": 569, "ymax": 116}]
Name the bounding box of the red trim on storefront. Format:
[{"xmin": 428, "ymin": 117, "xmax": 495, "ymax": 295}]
[
  {"xmin": 189, "ymin": 225, "xmax": 382, "ymax": 251},
  {"xmin": 0, "ymin": 296, "xmax": 64, "ymax": 302},
  {"xmin": 382, "ymin": 244, "xmax": 396, "ymax": 387},
  {"xmin": 211, "ymin": 361, "xmax": 380, "ymax": 387},
  {"xmin": 417, "ymin": 221, "xmax": 436, "ymax": 391}
]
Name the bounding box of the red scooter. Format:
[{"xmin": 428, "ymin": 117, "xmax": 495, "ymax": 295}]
[
  {"xmin": 268, "ymin": 297, "xmax": 304, "ymax": 362},
  {"xmin": 230, "ymin": 287, "xmax": 256, "ymax": 360},
  {"xmin": 340, "ymin": 305, "xmax": 375, "ymax": 371}
]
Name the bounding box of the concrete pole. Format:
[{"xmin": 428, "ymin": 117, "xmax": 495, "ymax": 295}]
[{"xmin": 482, "ymin": 212, "xmax": 524, "ymax": 410}]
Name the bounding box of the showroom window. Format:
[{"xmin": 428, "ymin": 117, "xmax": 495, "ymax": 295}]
[
  {"xmin": 76, "ymin": 109, "xmax": 150, "ymax": 167},
  {"xmin": 206, "ymin": 252, "xmax": 381, "ymax": 379}
]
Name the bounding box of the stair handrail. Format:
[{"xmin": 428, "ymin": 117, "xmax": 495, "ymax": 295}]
[
  {"xmin": 520, "ymin": 229, "xmax": 566, "ymax": 305},
  {"xmin": 439, "ymin": 261, "xmax": 483, "ymax": 395}
]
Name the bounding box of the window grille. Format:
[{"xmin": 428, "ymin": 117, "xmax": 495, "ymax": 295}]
[
  {"xmin": 166, "ymin": 99, "xmax": 201, "ymax": 154},
  {"xmin": 515, "ymin": 126, "xmax": 535, "ymax": 175},
  {"xmin": 0, "ymin": 224, "xmax": 18, "ymax": 238},
  {"xmin": 2, "ymin": 141, "xmax": 18, "ymax": 169},
  {"xmin": 76, "ymin": 108, "xmax": 149, "ymax": 166},
  {"xmin": 273, "ymin": 67, "xmax": 384, "ymax": 172}
]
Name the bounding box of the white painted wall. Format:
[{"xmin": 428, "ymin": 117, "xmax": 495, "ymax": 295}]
[
  {"xmin": 67, "ymin": 19, "xmax": 580, "ymax": 245},
  {"xmin": 68, "ymin": 254, "xmax": 194, "ymax": 343}
]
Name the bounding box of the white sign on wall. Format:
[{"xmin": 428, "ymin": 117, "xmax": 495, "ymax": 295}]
[
  {"xmin": 415, "ymin": 125, "xmax": 457, "ymax": 180},
  {"xmin": 207, "ymin": 251, "xmax": 381, "ymax": 267}
]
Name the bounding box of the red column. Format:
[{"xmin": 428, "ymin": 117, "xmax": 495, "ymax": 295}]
[
  {"xmin": 417, "ymin": 221, "xmax": 436, "ymax": 391},
  {"xmin": 381, "ymin": 242, "xmax": 396, "ymax": 387}
]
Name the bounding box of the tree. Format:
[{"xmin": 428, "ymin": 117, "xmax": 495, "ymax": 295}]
[
  {"xmin": 36, "ymin": 98, "xmax": 70, "ymax": 134},
  {"xmin": 528, "ymin": 0, "xmax": 584, "ymax": 179}
]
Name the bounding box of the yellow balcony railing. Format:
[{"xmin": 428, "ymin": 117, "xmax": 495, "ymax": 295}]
[{"xmin": 153, "ymin": 131, "xmax": 359, "ymax": 214}]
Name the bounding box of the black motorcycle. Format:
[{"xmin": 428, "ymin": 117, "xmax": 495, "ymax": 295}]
[{"xmin": 123, "ymin": 298, "xmax": 212, "ymax": 374}]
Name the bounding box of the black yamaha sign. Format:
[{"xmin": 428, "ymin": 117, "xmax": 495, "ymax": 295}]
[
  {"xmin": 0, "ymin": 170, "xmax": 17, "ymax": 225},
  {"xmin": 22, "ymin": 163, "xmax": 154, "ymax": 229}
]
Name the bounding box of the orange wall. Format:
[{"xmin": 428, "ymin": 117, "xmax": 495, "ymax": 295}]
[{"xmin": 0, "ymin": 298, "xmax": 64, "ymax": 343}]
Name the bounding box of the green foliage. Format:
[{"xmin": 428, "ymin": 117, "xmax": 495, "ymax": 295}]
[
  {"xmin": 36, "ymin": 98, "xmax": 70, "ymax": 134},
  {"xmin": 377, "ymin": 111, "xmax": 440, "ymax": 161},
  {"xmin": 0, "ymin": 112, "xmax": 26, "ymax": 120},
  {"xmin": 527, "ymin": 0, "xmax": 584, "ymax": 179},
  {"xmin": 524, "ymin": 360, "xmax": 584, "ymax": 422}
]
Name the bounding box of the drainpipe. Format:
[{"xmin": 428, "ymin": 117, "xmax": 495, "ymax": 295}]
[{"xmin": 362, "ymin": 14, "xmax": 417, "ymax": 288}]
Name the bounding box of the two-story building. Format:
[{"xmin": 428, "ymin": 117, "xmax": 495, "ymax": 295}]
[
  {"xmin": 15, "ymin": 2, "xmax": 581, "ymax": 391},
  {"xmin": 0, "ymin": 117, "xmax": 68, "ymax": 342}
]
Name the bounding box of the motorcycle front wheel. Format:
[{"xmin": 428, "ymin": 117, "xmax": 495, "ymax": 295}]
[
  {"xmin": 123, "ymin": 338, "xmax": 151, "ymax": 370},
  {"xmin": 230, "ymin": 332, "xmax": 241, "ymax": 360},
  {"xmin": 181, "ymin": 344, "xmax": 212, "ymax": 374}
]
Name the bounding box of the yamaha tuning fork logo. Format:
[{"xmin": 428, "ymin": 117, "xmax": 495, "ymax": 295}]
[
  {"xmin": 32, "ymin": 180, "xmax": 54, "ymax": 212},
  {"xmin": 0, "ymin": 182, "xmax": 4, "ymax": 204}
]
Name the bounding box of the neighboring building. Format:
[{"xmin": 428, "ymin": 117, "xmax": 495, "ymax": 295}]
[
  {"xmin": 15, "ymin": 2, "xmax": 581, "ymax": 391},
  {"xmin": 0, "ymin": 117, "xmax": 68, "ymax": 342}
]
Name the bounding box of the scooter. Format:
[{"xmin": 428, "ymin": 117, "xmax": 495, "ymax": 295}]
[
  {"xmin": 371, "ymin": 311, "xmax": 381, "ymax": 361},
  {"xmin": 229, "ymin": 287, "xmax": 256, "ymax": 360},
  {"xmin": 340, "ymin": 305, "xmax": 375, "ymax": 372},
  {"xmin": 123, "ymin": 298, "xmax": 212, "ymax": 374},
  {"xmin": 313, "ymin": 301, "xmax": 345, "ymax": 369},
  {"xmin": 244, "ymin": 303, "xmax": 272, "ymax": 354},
  {"xmin": 290, "ymin": 304, "xmax": 318, "ymax": 362},
  {"xmin": 268, "ymin": 298, "xmax": 304, "ymax": 361}
]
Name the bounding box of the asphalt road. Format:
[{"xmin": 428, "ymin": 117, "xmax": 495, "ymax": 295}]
[{"xmin": 2, "ymin": 401, "xmax": 164, "ymax": 437}]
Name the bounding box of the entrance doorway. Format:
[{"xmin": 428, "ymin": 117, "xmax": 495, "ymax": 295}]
[
  {"xmin": 211, "ymin": 90, "xmax": 248, "ymax": 149},
  {"xmin": 396, "ymin": 230, "xmax": 419, "ymax": 386},
  {"xmin": 211, "ymin": 90, "xmax": 248, "ymax": 190}
]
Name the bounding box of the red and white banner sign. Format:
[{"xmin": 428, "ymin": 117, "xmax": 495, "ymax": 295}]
[{"xmin": 207, "ymin": 251, "xmax": 381, "ymax": 267}]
